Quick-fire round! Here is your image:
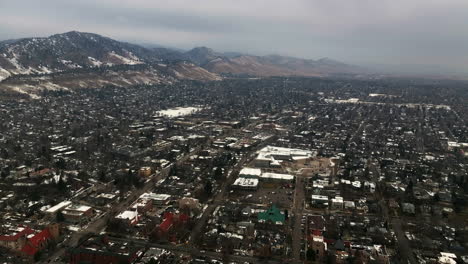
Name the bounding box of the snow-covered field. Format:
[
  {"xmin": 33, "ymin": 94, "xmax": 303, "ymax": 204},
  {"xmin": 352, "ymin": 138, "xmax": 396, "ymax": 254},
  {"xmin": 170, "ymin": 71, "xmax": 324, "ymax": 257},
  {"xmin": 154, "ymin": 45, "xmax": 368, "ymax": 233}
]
[{"xmin": 155, "ymin": 106, "xmax": 202, "ymax": 118}]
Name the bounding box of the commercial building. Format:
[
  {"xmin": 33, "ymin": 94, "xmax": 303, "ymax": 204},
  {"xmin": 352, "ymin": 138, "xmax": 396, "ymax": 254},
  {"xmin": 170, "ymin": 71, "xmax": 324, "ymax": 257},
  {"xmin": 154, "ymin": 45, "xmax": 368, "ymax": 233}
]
[{"xmin": 232, "ymin": 177, "xmax": 259, "ymax": 190}]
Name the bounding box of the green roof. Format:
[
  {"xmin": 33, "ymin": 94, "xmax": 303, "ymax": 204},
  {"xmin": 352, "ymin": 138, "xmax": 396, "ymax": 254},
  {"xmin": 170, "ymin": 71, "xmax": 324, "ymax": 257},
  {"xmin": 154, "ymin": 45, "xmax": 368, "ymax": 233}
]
[{"xmin": 258, "ymin": 205, "xmax": 285, "ymax": 223}]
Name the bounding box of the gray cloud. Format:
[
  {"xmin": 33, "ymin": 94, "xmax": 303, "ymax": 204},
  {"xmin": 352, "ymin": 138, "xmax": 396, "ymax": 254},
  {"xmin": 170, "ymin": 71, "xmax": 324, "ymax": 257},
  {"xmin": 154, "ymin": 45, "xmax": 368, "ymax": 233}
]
[{"xmin": 1, "ymin": 0, "xmax": 467, "ymax": 75}]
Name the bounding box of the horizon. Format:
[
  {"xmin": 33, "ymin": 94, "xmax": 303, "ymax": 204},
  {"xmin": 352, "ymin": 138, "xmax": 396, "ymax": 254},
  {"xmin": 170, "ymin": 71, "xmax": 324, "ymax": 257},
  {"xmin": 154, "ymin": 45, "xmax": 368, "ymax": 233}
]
[{"xmin": 1, "ymin": 0, "xmax": 467, "ymax": 76}]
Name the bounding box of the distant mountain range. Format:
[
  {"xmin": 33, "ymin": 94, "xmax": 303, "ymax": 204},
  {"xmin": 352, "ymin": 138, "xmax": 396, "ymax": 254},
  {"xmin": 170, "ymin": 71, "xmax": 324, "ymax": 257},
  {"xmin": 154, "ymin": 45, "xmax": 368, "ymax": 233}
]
[{"xmin": 0, "ymin": 31, "xmax": 367, "ymax": 98}]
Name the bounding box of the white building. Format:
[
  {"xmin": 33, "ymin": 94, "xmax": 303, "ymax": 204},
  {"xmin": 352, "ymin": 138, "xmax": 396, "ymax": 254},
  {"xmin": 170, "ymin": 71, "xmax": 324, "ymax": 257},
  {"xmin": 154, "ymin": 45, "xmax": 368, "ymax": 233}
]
[
  {"xmin": 233, "ymin": 178, "xmax": 259, "ymax": 190},
  {"xmin": 239, "ymin": 168, "xmax": 262, "ymax": 178},
  {"xmin": 260, "ymin": 172, "xmax": 294, "ymax": 183}
]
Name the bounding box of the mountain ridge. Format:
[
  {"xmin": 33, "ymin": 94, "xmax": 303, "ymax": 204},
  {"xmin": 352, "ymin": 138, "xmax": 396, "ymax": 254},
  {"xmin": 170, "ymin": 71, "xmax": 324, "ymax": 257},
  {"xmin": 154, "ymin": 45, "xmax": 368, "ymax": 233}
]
[{"xmin": 0, "ymin": 31, "xmax": 365, "ymax": 98}]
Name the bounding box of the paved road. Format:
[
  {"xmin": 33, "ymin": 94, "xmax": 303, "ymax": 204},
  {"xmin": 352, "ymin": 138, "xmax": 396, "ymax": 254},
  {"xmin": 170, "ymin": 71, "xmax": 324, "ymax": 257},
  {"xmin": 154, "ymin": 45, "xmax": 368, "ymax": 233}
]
[
  {"xmin": 291, "ymin": 176, "xmax": 305, "ymax": 261},
  {"xmin": 392, "ymin": 219, "xmax": 417, "ymax": 264}
]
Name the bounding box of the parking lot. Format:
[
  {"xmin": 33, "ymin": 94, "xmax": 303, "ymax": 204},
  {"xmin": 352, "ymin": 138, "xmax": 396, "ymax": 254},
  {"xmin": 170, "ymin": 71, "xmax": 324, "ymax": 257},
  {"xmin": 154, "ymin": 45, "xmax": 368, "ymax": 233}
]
[{"xmin": 229, "ymin": 182, "xmax": 295, "ymax": 208}]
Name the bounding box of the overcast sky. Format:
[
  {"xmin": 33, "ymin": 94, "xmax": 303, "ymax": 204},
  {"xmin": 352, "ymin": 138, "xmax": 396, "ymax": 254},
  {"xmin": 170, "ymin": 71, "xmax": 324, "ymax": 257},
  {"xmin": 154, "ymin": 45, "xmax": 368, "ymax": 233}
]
[{"xmin": 1, "ymin": 0, "xmax": 467, "ymax": 74}]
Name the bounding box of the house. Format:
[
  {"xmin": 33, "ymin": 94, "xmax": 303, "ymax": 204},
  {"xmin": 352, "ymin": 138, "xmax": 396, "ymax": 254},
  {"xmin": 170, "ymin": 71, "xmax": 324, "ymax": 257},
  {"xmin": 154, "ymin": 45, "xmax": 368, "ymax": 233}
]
[
  {"xmin": 309, "ymin": 233, "xmax": 328, "ymax": 261},
  {"xmin": 311, "ymin": 195, "xmax": 329, "ymax": 207}
]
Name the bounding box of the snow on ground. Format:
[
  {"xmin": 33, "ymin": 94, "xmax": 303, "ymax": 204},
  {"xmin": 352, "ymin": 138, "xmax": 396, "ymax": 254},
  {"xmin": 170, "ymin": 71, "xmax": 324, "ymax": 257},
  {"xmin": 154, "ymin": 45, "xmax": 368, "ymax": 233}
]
[
  {"xmin": 108, "ymin": 51, "xmax": 142, "ymax": 65},
  {"xmin": 172, "ymin": 70, "xmax": 184, "ymax": 78},
  {"xmin": 155, "ymin": 106, "xmax": 203, "ymax": 118},
  {"xmin": 38, "ymin": 65, "xmax": 53, "ymax": 74},
  {"xmin": 8, "ymin": 86, "xmax": 41, "ymax": 99},
  {"xmin": 0, "ymin": 68, "xmax": 11, "ymax": 81},
  {"xmin": 88, "ymin": 57, "xmax": 103, "ymax": 67}
]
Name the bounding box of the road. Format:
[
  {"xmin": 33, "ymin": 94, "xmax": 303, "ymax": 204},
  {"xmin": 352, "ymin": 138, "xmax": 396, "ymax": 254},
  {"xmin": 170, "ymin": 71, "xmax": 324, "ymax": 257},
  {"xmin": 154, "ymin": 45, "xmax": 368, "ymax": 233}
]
[
  {"xmin": 392, "ymin": 219, "xmax": 417, "ymax": 264},
  {"xmin": 291, "ymin": 175, "xmax": 305, "ymax": 261}
]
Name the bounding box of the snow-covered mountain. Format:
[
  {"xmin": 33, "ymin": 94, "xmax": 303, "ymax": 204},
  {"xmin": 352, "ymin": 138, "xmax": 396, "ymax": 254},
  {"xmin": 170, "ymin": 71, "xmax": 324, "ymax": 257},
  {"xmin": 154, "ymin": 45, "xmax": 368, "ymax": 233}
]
[
  {"xmin": 0, "ymin": 31, "xmax": 220, "ymax": 98},
  {"xmin": 0, "ymin": 31, "xmax": 164, "ymax": 81}
]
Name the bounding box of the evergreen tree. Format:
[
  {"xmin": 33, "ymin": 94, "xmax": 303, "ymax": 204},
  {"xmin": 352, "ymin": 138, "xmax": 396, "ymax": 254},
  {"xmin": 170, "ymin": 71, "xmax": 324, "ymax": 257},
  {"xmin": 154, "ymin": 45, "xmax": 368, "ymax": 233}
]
[
  {"xmin": 56, "ymin": 211, "xmax": 65, "ymax": 222},
  {"xmin": 204, "ymin": 181, "xmax": 213, "ymax": 196}
]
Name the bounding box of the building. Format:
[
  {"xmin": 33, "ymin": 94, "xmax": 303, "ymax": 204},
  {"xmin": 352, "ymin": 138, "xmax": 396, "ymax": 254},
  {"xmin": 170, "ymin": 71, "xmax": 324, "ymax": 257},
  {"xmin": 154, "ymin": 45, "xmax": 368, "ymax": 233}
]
[
  {"xmin": 21, "ymin": 224, "xmax": 60, "ymax": 257},
  {"xmin": 311, "ymin": 195, "xmax": 329, "ymax": 207},
  {"xmin": 152, "ymin": 212, "xmax": 190, "ymax": 242},
  {"xmin": 232, "ymin": 177, "xmax": 259, "ymax": 190},
  {"xmin": 138, "ymin": 167, "xmax": 152, "ymax": 177},
  {"xmin": 139, "ymin": 193, "xmax": 171, "ymax": 205},
  {"xmin": 239, "ymin": 167, "xmax": 262, "ymax": 178},
  {"xmin": 115, "ymin": 210, "xmax": 139, "ymax": 226},
  {"xmin": 257, "ymin": 205, "xmax": 285, "ymax": 225},
  {"xmin": 259, "ymin": 172, "xmax": 294, "ymax": 183},
  {"xmin": 130, "ymin": 198, "xmax": 153, "ymax": 213},
  {"xmin": 254, "ymin": 145, "xmax": 314, "ymax": 167},
  {"xmin": 331, "ymin": 196, "xmax": 344, "ymax": 210},
  {"xmin": 0, "ymin": 226, "xmax": 33, "ymax": 251},
  {"xmin": 309, "ymin": 232, "xmax": 328, "ymax": 261},
  {"xmin": 0, "ymin": 224, "xmax": 59, "ymax": 258},
  {"xmin": 68, "ymin": 235, "xmax": 142, "ymax": 264},
  {"xmin": 44, "ymin": 201, "xmax": 72, "ymax": 216},
  {"xmin": 179, "ymin": 197, "xmax": 200, "ymax": 211},
  {"xmin": 62, "ymin": 204, "xmax": 93, "ymax": 224}
]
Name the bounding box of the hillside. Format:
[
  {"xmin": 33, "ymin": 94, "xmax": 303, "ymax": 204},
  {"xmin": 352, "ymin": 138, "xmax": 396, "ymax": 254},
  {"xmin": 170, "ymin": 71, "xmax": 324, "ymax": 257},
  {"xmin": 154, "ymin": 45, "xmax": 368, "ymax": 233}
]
[{"xmin": 0, "ymin": 32, "xmax": 220, "ymax": 98}]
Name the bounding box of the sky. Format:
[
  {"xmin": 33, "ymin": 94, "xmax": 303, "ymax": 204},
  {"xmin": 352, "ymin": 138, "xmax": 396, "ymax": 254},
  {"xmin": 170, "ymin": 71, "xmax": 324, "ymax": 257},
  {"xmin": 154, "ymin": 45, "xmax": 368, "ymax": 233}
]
[{"xmin": 1, "ymin": 0, "xmax": 467, "ymax": 75}]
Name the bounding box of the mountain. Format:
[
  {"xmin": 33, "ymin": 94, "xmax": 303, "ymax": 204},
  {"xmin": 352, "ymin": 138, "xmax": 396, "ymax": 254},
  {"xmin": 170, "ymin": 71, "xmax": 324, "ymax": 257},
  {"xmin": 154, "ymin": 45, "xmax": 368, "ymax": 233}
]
[
  {"xmin": 184, "ymin": 47, "xmax": 222, "ymax": 65},
  {"xmin": 0, "ymin": 31, "xmax": 159, "ymax": 80},
  {"xmin": 0, "ymin": 31, "xmax": 220, "ymax": 98},
  {"xmin": 201, "ymin": 54, "xmax": 363, "ymax": 77},
  {"xmin": 0, "ymin": 30, "xmax": 367, "ymax": 99}
]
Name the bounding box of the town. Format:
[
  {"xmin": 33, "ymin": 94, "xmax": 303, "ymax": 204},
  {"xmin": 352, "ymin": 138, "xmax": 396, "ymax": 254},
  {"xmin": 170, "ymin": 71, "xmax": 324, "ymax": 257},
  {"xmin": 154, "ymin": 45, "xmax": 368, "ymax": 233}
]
[{"xmin": 0, "ymin": 77, "xmax": 467, "ymax": 263}]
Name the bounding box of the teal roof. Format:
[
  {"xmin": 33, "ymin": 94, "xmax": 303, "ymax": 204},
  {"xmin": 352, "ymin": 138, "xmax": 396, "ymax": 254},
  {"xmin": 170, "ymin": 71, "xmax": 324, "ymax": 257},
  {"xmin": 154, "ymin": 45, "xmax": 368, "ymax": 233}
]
[{"xmin": 258, "ymin": 205, "xmax": 285, "ymax": 223}]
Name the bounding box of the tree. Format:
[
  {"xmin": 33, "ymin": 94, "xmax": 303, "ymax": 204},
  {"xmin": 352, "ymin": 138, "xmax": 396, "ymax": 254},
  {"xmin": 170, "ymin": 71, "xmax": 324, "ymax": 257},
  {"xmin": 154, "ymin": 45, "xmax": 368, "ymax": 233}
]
[
  {"xmin": 204, "ymin": 181, "xmax": 213, "ymax": 196},
  {"xmin": 56, "ymin": 211, "xmax": 65, "ymax": 222},
  {"xmin": 98, "ymin": 170, "xmax": 107, "ymax": 182},
  {"xmin": 147, "ymin": 258, "xmax": 157, "ymax": 264},
  {"xmin": 77, "ymin": 171, "xmax": 89, "ymax": 180},
  {"xmin": 57, "ymin": 173, "xmax": 66, "ymax": 193},
  {"xmin": 214, "ymin": 167, "xmax": 223, "ymax": 180},
  {"xmin": 307, "ymin": 249, "xmax": 316, "ymax": 261},
  {"xmin": 55, "ymin": 158, "xmax": 66, "ymax": 170},
  {"xmin": 1, "ymin": 169, "xmax": 8, "ymax": 179},
  {"xmin": 169, "ymin": 164, "xmax": 177, "ymax": 176}
]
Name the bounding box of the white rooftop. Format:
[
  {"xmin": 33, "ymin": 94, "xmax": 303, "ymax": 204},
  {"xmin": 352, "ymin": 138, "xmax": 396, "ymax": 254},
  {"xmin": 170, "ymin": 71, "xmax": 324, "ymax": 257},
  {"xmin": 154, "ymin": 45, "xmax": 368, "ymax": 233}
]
[
  {"xmin": 233, "ymin": 178, "xmax": 259, "ymax": 187},
  {"xmin": 239, "ymin": 167, "xmax": 262, "ymax": 177},
  {"xmin": 45, "ymin": 201, "xmax": 72, "ymax": 213},
  {"xmin": 139, "ymin": 193, "xmax": 171, "ymax": 201},
  {"xmin": 260, "ymin": 172, "xmax": 294, "ymax": 181},
  {"xmin": 116, "ymin": 210, "xmax": 138, "ymax": 220}
]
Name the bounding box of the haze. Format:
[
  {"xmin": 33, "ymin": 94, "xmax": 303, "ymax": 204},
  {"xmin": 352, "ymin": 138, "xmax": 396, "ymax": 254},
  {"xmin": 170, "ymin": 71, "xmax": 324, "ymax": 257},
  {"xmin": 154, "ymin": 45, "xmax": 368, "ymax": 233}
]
[{"xmin": 1, "ymin": 0, "xmax": 467, "ymax": 75}]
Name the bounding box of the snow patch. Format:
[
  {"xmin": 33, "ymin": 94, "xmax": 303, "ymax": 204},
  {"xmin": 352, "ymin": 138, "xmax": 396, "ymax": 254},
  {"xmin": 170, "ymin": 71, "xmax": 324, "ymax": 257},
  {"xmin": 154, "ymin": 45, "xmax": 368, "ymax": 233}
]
[
  {"xmin": 88, "ymin": 57, "xmax": 103, "ymax": 67},
  {"xmin": 107, "ymin": 51, "xmax": 142, "ymax": 65},
  {"xmin": 0, "ymin": 68, "xmax": 11, "ymax": 81},
  {"xmin": 155, "ymin": 106, "xmax": 203, "ymax": 118}
]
